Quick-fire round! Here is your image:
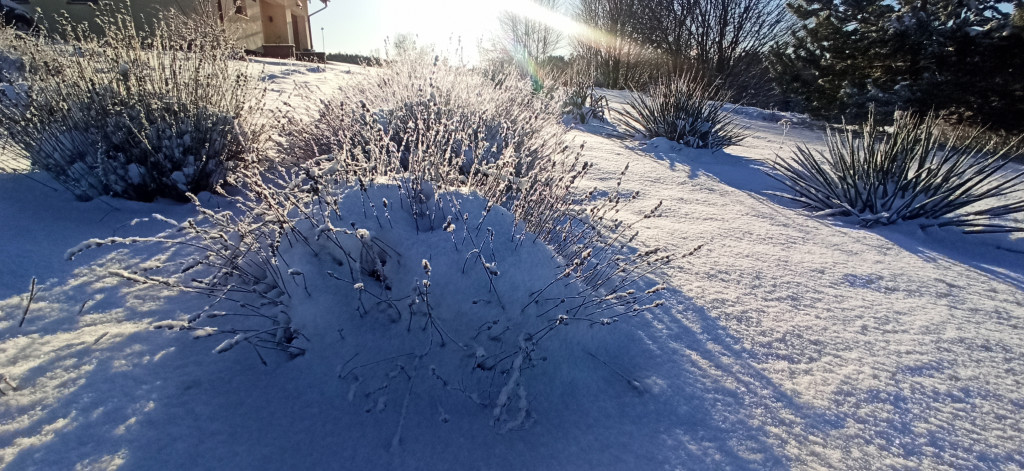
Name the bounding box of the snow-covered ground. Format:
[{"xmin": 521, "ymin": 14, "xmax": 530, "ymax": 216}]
[{"xmin": 1, "ymin": 60, "xmax": 1022, "ymax": 470}]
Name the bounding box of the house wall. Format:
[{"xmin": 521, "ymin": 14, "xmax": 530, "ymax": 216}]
[
  {"xmin": 220, "ymin": 0, "xmax": 265, "ymax": 52},
  {"xmin": 291, "ymin": 11, "xmax": 310, "ymax": 51},
  {"xmin": 258, "ymin": 0, "xmax": 289, "ymax": 45},
  {"xmin": 20, "ymin": 0, "xmax": 308, "ymax": 52},
  {"xmin": 258, "ymin": 0, "xmax": 311, "ymax": 49}
]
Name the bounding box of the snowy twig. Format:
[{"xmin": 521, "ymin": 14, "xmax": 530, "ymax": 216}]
[{"xmin": 18, "ymin": 277, "xmax": 36, "ymax": 328}]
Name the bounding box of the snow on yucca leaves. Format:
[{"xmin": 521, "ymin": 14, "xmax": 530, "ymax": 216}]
[
  {"xmin": 67, "ymin": 162, "xmax": 671, "ymax": 430},
  {"xmin": 556, "ymin": 64, "xmax": 609, "ymax": 125},
  {"xmin": 618, "ymin": 70, "xmax": 747, "ymax": 150},
  {"xmin": 768, "ymin": 110, "xmax": 1024, "ymax": 233},
  {"xmin": 0, "ymin": 4, "xmax": 267, "ymax": 201}
]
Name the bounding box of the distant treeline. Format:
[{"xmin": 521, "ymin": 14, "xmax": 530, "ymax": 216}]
[{"xmin": 325, "ymin": 53, "xmax": 382, "ymax": 67}]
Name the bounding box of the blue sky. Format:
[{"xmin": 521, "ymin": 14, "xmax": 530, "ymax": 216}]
[{"xmin": 308, "ymin": 0, "xmax": 503, "ymax": 62}]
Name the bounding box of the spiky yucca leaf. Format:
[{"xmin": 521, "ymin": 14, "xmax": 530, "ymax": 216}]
[
  {"xmin": 769, "ymin": 111, "xmax": 1024, "ymax": 233},
  {"xmin": 617, "ymin": 71, "xmax": 747, "ymax": 150}
]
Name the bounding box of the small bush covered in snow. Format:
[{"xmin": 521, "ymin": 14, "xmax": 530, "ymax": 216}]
[
  {"xmin": 0, "ymin": 4, "xmax": 267, "ymax": 201},
  {"xmin": 618, "ymin": 70, "xmax": 747, "ymax": 150},
  {"xmin": 289, "ymin": 54, "xmax": 562, "ymax": 170},
  {"xmin": 68, "ymin": 163, "xmax": 672, "ymax": 429},
  {"xmin": 769, "ymin": 110, "xmax": 1024, "ymax": 232},
  {"xmin": 286, "ymin": 54, "xmax": 592, "ymax": 236},
  {"xmin": 67, "ymin": 54, "xmax": 673, "ymax": 429}
]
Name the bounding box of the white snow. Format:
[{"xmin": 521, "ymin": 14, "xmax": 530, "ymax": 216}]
[{"xmin": 0, "ymin": 58, "xmax": 1022, "ymax": 470}]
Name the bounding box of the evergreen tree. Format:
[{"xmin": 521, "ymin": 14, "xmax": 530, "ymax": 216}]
[{"xmin": 773, "ymin": 0, "xmax": 1024, "ymax": 131}]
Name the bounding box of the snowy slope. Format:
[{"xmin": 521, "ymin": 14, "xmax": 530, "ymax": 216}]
[{"xmin": 1, "ymin": 60, "xmax": 1023, "ymax": 470}]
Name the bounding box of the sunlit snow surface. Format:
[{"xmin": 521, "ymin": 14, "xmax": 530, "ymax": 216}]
[{"xmin": 1, "ymin": 59, "xmax": 1022, "ymax": 470}]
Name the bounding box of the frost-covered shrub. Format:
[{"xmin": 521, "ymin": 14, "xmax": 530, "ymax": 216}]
[
  {"xmin": 618, "ymin": 70, "xmax": 747, "ymax": 150},
  {"xmin": 0, "ymin": 4, "xmax": 267, "ymax": 201},
  {"xmin": 296, "ymin": 56, "xmax": 564, "ymax": 173},
  {"xmin": 769, "ymin": 110, "xmax": 1024, "ymax": 232},
  {"xmin": 66, "ymin": 50, "xmax": 675, "ymax": 429},
  {"xmin": 67, "ymin": 162, "xmax": 672, "ymax": 430},
  {"xmin": 0, "ymin": 25, "xmax": 30, "ymax": 173},
  {"xmin": 287, "ymin": 55, "xmax": 587, "ymax": 235}
]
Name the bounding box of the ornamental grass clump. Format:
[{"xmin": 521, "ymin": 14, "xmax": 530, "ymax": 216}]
[
  {"xmin": 0, "ymin": 4, "xmax": 267, "ymax": 201},
  {"xmin": 769, "ymin": 110, "xmax": 1024, "ymax": 232},
  {"xmin": 618, "ymin": 70, "xmax": 747, "ymax": 150}
]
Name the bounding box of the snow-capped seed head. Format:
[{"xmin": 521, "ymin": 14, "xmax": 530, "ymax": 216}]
[
  {"xmin": 556, "ymin": 315, "xmax": 568, "ymax": 325},
  {"xmin": 356, "ymin": 228, "xmax": 370, "ymax": 240},
  {"xmin": 422, "ymin": 259, "xmax": 431, "ymax": 276},
  {"xmin": 287, "ymin": 268, "xmax": 304, "ymax": 276},
  {"xmin": 485, "ymin": 263, "xmax": 499, "ymax": 276},
  {"xmin": 423, "ymin": 279, "xmax": 430, "ymax": 288},
  {"xmin": 645, "ymin": 284, "xmax": 666, "ymax": 294},
  {"xmin": 353, "ymin": 283, "xmax": 365, "ymax": 290},
  {"xmin": 382, "ymin": 198, "xmax": 388, "ymax": 208}
]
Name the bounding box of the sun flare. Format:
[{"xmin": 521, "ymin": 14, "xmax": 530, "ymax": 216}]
[{"xmin": 382, "ymin": 0, "xmax": 597, "ymax": 59}]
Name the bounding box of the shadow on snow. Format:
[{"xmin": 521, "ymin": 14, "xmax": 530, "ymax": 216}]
[
  {"xmin": 0, "ymin": 246, "xmax": 829, "ymax": 470},
  {"xmin": 635, "ymin": 143, "xmax": 1024, "ymax": 292}
]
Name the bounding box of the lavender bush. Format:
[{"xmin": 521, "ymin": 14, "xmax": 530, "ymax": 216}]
[
  {"xmin": 69, "ymin": 55, "xmax": 675, "ymax": 429},
  {"xmin": 0, "ymin": 4, "xmax": 267, "ymax": 201}
]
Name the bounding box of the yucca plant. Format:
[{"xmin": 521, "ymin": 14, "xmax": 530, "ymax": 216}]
[
  {"xmin": 556, "ymin": 64, "xmax": 608, "ymax": 125},
  {"xmin": 769, "ymin": 110, "xmax": 1024, "ymax": 233},
  {"xmin": 618, "ymin": 70, "xmax": 747, "ymax": 150},
  {"xmin": 561, "ymin": 82, "xmax": 608, "ymax": 125}
]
